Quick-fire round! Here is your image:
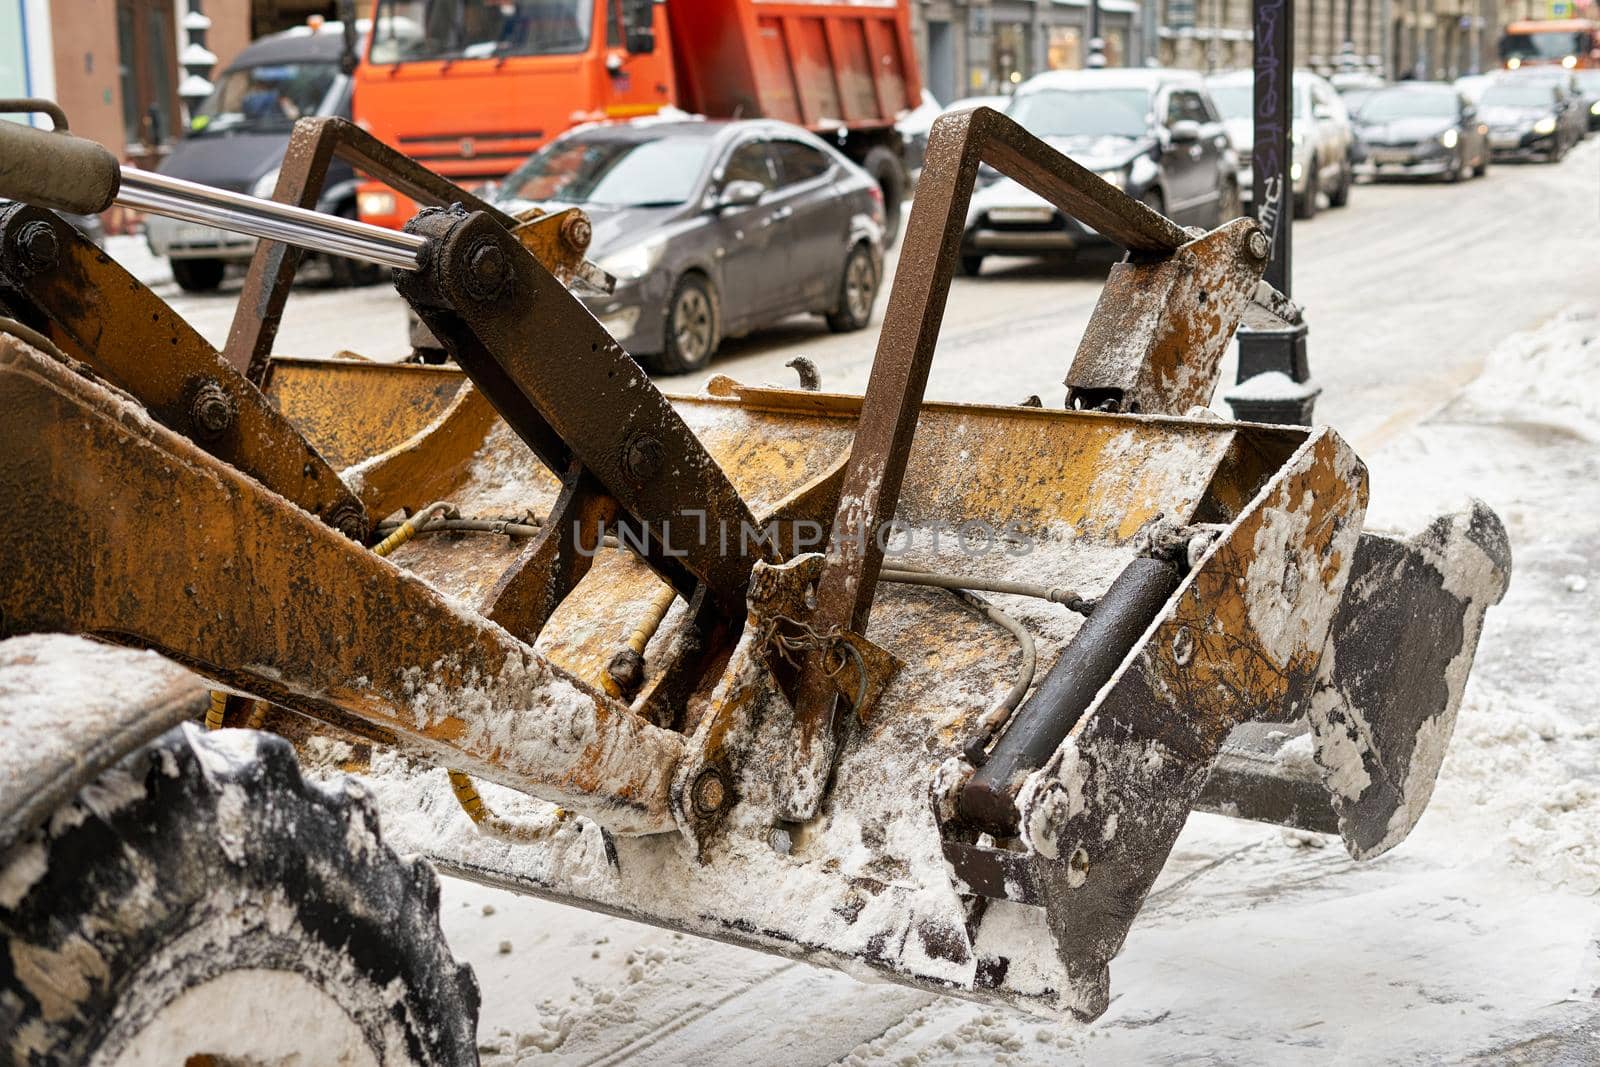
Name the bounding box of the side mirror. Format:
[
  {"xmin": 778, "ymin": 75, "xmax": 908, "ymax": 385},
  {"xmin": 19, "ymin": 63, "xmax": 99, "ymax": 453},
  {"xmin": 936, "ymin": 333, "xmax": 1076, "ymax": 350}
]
[
  {"xmin": 716, "ymin": 179, "xmax": 766, "ymax": 210},
  {"xmin": 624, "ymin": 0, "xmax": 656, "ymax": 54},
  {"xmin": 1168, "ymin": 119, "xmax": 1202, "ymax": 144}
]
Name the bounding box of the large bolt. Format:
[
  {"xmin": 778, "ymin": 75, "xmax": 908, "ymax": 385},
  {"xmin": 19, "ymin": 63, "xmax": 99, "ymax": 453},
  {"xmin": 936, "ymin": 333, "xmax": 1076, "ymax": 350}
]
[
  {"xmin": 189, "ymin": 380, "xmax": 236, "ymax": 438},
  {"xmin": 622, "ymin": 433, "xmax": 664, "ymax": 484},
  {"xmin": 14, "ymin": 220, "xmax": 59, "ymax": 275},
  {"xmin": 692, "ymin": 769, "xmax": 728, "ymax": 815},
  {"xmin": 464, "ymin": 241, "xmax": 511, "ymax": 302},
  {"xmin": 1247, "ymin": 229, "xmax": 1271, "ymax": 262},
  {"xmin": 327, "ymin": 503, "xmax": 368, "ymax": 542},
  {"xmin": 560, "ymin": 213, "xmax": 592, "ymax": 254}
]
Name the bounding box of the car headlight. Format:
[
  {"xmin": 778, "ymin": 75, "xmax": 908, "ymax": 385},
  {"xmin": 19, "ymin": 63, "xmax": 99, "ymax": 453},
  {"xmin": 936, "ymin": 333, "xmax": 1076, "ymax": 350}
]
[
  {"xmin": 1532, "ymin": 116, "xmax": 1557, "ymax": 136},
  {"xmin": 1290, "ymin": 161, "xmax": 1304, "ymax": 181},
  {"xmin": 597, "ymin": 237, "xmax": 667, "ymax": 282},
  {"xmin": 250, "ymin": 168, "xmax": 281, "ymax": 199},
  {"xmin": 358, "ymin": 190, "xmax": 398, "ymax": 220},
  {"xmin": 1591, "ymin": 100, "xmax": 1600, "ymax": 116},
  {"xmin": 1439, "ymin": 128, "xmax": 1459, "ymax": 149},
  {"xmin": 1096, "ymin": 167, "xmax": 1128, "ymax": 189}
]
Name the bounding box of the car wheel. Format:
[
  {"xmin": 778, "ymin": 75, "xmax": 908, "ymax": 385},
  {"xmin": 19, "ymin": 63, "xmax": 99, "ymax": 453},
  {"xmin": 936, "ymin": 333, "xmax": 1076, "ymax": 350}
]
[
  {"xmin": 1328, "ymin": 160, "xmax": 1352, "ymax": 207},
  {"xmin": 327, "ymin": 202, "xmax": 385, "ymax": 288},
  {"xmin": 1294, "ymin": 168, "xmax": 1318, "ymax": 219},
  {"xmin": 1217, "ymin": 177, "xmax": 1244, "ymax": 225},
  {"xmin": 643, "ymin": 273, "xmax": 718, "ymax": 375},
  {"xmin": 170, "ymin": 257, "xmax": 225, "ymax": 293},
  {"xmin": 826, "ymin": 242, "xmax": 879, "ymax": 333},
  {"xmin": 862, "ymin": 145, "xmax": 906, "ymax": 247},
  {"xmin": 958, "ymin": 253, "xmax": 984, "ymax": 277},
  {"xmin": 1473, "ymin": 150, "xmax": 1489, "ymax": 178}
]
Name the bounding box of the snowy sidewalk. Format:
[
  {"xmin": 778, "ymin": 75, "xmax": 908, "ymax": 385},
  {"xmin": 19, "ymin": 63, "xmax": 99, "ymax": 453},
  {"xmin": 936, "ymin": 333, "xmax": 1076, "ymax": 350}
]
[{"xmin": 439, "ymin": 309, "xmax": 1600, "ymax": 1065}]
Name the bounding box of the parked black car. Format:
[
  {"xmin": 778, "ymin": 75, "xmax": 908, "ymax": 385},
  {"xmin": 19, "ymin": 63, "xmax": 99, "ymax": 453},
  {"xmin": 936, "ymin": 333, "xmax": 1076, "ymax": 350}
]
[
  {"xmin": 959, "ymin": 68, "xmax": 1241, "ymax": 276},
  {"xmin": 1576, "ymin": 69, "xmax": 1600, "ymax": 130},
  {"xmin": 495, "ymin": 119, "xmax": 885, "ymax": 374},
  {"xmin": 1351, "ymin": 83, "xmax": 1490, "ymax": 182},
  {"xmin": 145, "ymin": 22, "xmax": 371, "ymax": 291},
  {"xmin": 1480, "ymin": 76, "xmax": 1583, "ymax": 161}
]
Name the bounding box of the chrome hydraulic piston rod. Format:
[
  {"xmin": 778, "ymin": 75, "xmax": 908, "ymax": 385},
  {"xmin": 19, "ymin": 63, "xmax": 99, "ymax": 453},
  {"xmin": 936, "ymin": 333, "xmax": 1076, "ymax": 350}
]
[
  {"xmin": 117, "ymin": 170, "xmax": 424, "ymax": 271},
  {"xmin": 0, "ymin": 103, "xmax": 422, "ymax": 271}
]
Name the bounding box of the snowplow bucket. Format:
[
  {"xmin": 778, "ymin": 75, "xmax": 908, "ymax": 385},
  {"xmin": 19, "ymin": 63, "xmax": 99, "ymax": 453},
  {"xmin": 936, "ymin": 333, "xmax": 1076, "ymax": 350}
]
[{"xmin": 0, "ymin": 106, "xmax": 1508, "ymax": 1021}]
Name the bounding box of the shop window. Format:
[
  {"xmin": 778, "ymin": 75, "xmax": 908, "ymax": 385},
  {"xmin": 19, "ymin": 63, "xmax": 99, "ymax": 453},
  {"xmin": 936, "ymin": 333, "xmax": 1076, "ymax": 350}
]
[
  {"xmin": 993, "ymin": 23, "xmax": 1030, "ymax": 88},
  {"xmin": 117, "ymin": 0, "xmax": 180, "ymax": 152},
  {"xmin": 1047, "ymin": 26, "xmax": 1082, "ymax": 70}
]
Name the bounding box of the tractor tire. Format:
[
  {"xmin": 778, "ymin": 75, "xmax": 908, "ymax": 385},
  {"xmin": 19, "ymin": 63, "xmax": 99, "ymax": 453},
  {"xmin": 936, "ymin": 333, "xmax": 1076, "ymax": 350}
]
[
  {"xmin": 0, "ymin": 723, "xmax": 480, "ymax": 1065},
  {"xmin": 1328, "ymin": 161, "xmax": 1353, "ymax": 207},
  {"xmin": 643, "ymin": 272, "xmax": 719, "ymax": 375},
  {"xmin": 825, "ymin": 242, "xmax": 879, "ymax": 333},
  {"xmin": 1294, "ymin": 168, "xmax": 1318, "ymax": 219},
  {"xmin": 170, "ymin": 257, "xmax": 224, "ymax": 293},
  {"xmin": 862, "ymin": 145, "xmax": 906, "ymax": 247}
]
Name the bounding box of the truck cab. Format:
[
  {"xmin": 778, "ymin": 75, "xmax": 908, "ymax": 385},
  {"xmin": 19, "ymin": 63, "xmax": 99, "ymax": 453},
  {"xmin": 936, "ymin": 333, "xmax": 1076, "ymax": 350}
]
[{"xmin": 356, "ymin": 0, "xmax": 670, "ymax": 228}]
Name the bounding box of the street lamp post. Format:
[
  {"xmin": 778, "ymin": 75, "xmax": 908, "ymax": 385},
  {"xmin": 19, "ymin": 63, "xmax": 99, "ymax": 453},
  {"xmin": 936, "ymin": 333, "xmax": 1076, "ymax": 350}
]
[
  {"xmin": 1087, "ymin": 0, "xmax": 1108, "ymax": 67},
  {"xmin": 1226, "ymin": 0, "xmax": 1321, "ymax": 423}
]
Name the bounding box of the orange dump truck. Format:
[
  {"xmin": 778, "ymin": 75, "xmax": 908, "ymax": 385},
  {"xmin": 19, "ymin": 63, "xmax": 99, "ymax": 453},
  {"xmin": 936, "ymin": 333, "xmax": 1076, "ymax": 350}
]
[{"xmin": 355, "ymin": 0, "xmax": 921, "ymax": 237}]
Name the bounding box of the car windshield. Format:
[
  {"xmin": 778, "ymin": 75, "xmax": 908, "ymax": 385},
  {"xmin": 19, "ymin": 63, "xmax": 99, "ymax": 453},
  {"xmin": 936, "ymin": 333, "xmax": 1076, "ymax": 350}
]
[
  {"xmin": 1207, "ymin": 84, "xmax": 1305, "ymax": 120},
  {"xmin": 1006, "ymin": 88, "xmax": 1151, "ymax": 138},
  {"xmin": 501, "ymin": 135, "xmax": 711, "ymax": 207},
  {"xmin": 1357, "ymin": 89, "xmax": 1458, "ymax": 120},
  {"xmin": 189, "ymin": 61, "xmax": 339, "ymax": 134},
  {"xmin": 1481, "ymin": 83, "xmax": 1557, "ymax": 108},
  {"xmin": 1498, "ymin": 30, "xmax": 1586, "ymax": 62},
  {"xmin": 371, "ymin": 0, "xmax": 593, "ymax": 63}
]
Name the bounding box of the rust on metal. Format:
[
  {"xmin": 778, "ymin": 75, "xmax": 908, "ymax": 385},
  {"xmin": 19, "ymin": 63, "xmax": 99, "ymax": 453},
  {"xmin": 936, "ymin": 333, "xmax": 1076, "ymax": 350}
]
[
  {"xmin": 223, "ymin": 116, "xmax": 516, "ymax": 382},
  {"xmin": 0, "ymin": 203, "xmax": 367, "ymax": 539},
  {"xmin": 398, "ymin": 207, "xmax": 772, "ymax": 617},
  {"xmin": 0, "ymin": 335, "xmax": 683, "ymax": 834},
  {"xmin": 781, "ymin": 107, "xmax": 1270, "ymax": 818},
  {"xmin": 1066, "ymin": 218, "xmax": 1269, "ymax": 415},
  {"xmin": 263, "ymin": 357, "xmax": 466, "ymax": 471}
]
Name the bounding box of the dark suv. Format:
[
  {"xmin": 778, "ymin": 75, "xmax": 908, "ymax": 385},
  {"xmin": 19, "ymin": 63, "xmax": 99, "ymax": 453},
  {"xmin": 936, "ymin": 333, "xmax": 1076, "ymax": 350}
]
[
  {"xmin": 959, "ymin": 68, "xmax": 1241, "ymax": 275},
  {"xmin": 145, "ymin": 23, "xmax": 371, "ymax": 291}
]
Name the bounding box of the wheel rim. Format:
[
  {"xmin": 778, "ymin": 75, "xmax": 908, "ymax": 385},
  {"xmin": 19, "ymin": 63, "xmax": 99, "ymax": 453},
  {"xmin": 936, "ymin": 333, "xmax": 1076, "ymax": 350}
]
[
  {"xmin": 673, "ymin": 287, "xmax": 712, "ymax": 362},
  {"xmin": 845, "ymin": 252, "xmax": 875, "ymax": 321}
]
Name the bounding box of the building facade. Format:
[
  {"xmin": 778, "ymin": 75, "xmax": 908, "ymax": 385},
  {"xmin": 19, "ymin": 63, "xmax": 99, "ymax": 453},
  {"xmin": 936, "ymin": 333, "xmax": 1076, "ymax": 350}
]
[
  {"xmin": 913, "ymin": 0, "xmax": 1148, "ymax": 104},
  {"xmin": 910, "ymin": 0, "xmax": 1508, "ymax": 100},
  {"xmin": 2, "ymin": 0, "xmax": 250, "ymax": 163}
]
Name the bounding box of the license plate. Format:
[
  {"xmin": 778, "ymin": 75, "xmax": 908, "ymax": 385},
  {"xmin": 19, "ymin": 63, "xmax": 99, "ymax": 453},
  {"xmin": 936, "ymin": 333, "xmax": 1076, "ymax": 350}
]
[
  {"xmin": 1372, "ymin": 149, "xmax": 1413, "ymax": 165},
  {"xmin": 1490, "ymin": 134, "xmax": 1520, "ymax": 149},
  {"xmin": 987, "ymin": 207, "xmax": 1055, "ymax": 224}
]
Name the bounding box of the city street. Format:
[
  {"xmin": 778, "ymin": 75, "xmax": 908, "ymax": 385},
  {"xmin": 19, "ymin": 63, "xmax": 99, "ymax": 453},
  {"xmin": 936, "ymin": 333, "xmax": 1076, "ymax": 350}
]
[
  {"xmin": 109, "ymin": 138, "xmax": 1599, "ymax": 1062},
  {"xmin": 142, "ymin": 136, "xmax": 1599, "ymax": 455}
]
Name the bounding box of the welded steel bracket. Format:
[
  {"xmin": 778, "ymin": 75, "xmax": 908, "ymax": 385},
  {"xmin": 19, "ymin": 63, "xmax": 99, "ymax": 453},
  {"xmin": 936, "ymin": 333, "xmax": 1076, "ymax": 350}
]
[
  {"xmin": 0, "ymin": 202, "xmax": 368, "ymax": 539},
  {"xmin": 395, "ymin": 206, "xmax": 770, "ymax": 617},
  {"xmin": 780, "ymin": 106, "xmax": 1274, "ymax": 820},
  {"xmin": 223, "ymin": 116, "xmax": 516, "ymax": 383}
]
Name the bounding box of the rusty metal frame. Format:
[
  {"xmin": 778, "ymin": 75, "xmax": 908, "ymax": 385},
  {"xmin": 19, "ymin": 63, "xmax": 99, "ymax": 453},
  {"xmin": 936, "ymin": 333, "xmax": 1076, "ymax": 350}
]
[
  {"xmin": 0, "ymin": 334, "xmax": 685, "ymax": 835},
  {"xmin": 222, "ymin": 116, "xmax": 516, "ymax": 384},
  {"xmin": 783, "ymin": 107, "xmax": 1271, "ymax": 818},
  {"xmin": 0, "ymin": 202, "xmax": 368, "ymax": 539}
]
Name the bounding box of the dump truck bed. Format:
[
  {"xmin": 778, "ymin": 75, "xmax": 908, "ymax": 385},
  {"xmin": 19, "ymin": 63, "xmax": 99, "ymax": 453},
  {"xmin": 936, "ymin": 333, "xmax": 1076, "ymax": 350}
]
[{"xmin": 668, "ymin": 0, "xmax": 919, "ymax": 129}]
